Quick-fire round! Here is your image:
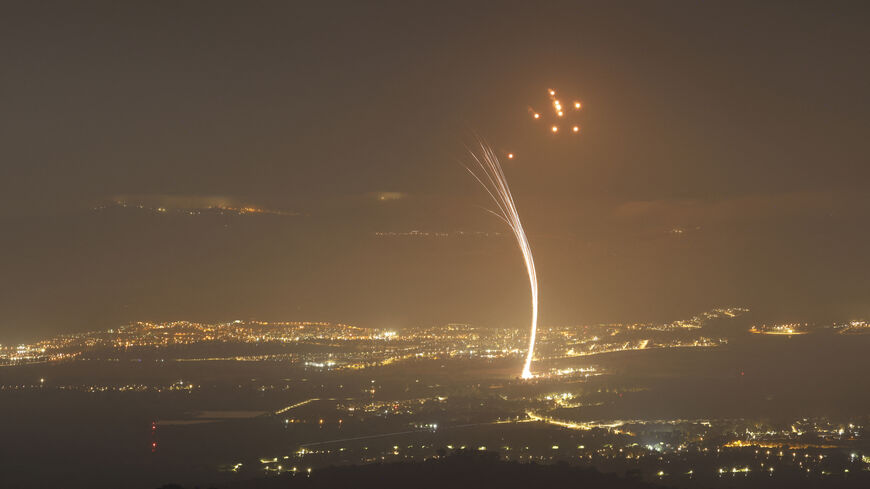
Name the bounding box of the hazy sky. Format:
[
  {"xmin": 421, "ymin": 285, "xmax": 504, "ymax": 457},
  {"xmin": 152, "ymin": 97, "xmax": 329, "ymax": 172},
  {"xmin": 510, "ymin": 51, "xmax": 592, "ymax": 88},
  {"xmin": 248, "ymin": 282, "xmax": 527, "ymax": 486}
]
[{"xmin": 2, "ymin": 1, "xmax": 870, "ymax": 342}]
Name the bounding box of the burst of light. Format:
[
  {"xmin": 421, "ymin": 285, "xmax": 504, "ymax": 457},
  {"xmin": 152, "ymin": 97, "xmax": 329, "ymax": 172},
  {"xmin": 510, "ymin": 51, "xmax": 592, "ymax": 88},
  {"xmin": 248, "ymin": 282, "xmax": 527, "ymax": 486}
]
[
  {"xmin": 533, "ymin": 88, "xmax": 584, "ymax": 137},
  {"xmin": 464, "ymin": 141, "xmax": 538, "ymax": 379},
  {"xmin": 507, "ymin": 153, "xmax": 514, "ymax": 159}
]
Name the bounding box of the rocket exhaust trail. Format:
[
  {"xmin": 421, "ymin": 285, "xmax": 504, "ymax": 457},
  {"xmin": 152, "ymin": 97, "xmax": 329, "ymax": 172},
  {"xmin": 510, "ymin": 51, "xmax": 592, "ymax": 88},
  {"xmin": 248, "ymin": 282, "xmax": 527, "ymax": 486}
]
[{"xmin": 464, "ymin": 141, "xmax": 538, "ymax": 379}]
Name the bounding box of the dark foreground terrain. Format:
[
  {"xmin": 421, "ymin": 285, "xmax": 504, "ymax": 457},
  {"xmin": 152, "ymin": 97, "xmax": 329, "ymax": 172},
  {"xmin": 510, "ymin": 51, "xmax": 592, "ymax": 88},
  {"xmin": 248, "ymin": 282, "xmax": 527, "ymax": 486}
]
[
  {"xmin": 157, "ymin": 451, "xmax": 665, "ymax": 489},
  {"xmin": 156, "ymin": 450, "xmax": 870, "ymax": 489}
]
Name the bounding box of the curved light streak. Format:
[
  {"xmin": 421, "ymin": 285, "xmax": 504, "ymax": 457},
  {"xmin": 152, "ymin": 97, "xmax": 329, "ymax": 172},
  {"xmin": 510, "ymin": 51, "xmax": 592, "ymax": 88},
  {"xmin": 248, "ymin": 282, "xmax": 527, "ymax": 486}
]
[{"xmin": 465, "ymin": 141, "xmax": 538, "ymax": 379}]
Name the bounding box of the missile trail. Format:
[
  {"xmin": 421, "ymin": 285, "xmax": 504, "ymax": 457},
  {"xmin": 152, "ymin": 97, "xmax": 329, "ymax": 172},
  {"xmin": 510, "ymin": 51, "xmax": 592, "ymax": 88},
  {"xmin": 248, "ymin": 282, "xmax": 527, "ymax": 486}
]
[{"xmin": 465, "ymin": 140, "xmax": 538, "ymax": 379}]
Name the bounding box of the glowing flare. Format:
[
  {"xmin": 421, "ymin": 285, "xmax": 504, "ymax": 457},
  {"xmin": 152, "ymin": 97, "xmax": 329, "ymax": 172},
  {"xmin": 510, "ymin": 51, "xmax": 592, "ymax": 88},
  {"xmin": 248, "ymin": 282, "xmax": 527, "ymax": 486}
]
[
  {"xmin": 464, "ymin": 141, "xmax": 538, "ymax": 379},
  {"xmin": 532, "ymin": 88, "xmax": 585, "ymax": 137},
  {"xmin": 507, "ymin": 153, "xmax": 514, "ymax": 159}
]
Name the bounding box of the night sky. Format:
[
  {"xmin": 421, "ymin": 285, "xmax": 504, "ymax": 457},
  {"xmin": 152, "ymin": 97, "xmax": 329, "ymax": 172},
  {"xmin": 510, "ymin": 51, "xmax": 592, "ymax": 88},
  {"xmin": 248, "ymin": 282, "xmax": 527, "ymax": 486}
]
[{"xmin": 2, "ymin": 1, "xmax": 870, "ymax": 342}]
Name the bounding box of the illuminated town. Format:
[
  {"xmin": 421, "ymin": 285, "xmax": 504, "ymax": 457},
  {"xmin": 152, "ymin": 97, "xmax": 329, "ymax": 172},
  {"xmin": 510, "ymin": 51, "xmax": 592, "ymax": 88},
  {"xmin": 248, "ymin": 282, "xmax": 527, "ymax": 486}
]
[
  {"xmin": 0, "ymin": 307, "xmax": 746, "ymax": 369},
  {"xmin": 93, "ymin": 200, "xmax": 300, "ymax": 217},
  {"xmin": 749, "ymin": 323, "xmax": 810, "ymax": 335},
  {"xmin": 3, "ymin": 307, "xmax": 870, "ymax": 487}
]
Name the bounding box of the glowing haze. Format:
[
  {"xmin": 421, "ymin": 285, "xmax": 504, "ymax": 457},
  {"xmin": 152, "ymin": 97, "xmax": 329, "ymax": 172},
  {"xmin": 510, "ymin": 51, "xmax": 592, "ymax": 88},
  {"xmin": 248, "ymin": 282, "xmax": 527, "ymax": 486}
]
[{"xmin": 465, "ymin": 141, "xmax": 539, "ymax": 379}]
